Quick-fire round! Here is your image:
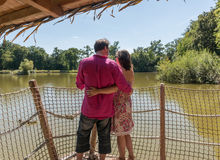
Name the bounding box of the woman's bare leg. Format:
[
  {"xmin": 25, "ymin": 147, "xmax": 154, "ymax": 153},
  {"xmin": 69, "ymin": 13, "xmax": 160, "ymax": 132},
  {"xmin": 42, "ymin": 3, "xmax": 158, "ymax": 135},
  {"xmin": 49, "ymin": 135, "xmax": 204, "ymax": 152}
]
[
  {"xmin": 125, "ymin": 135, "xmax": 134, "ymax": 159},
  {"xmin": 117, "ymin": 136, "xmax": 126, "ymax": 159}
]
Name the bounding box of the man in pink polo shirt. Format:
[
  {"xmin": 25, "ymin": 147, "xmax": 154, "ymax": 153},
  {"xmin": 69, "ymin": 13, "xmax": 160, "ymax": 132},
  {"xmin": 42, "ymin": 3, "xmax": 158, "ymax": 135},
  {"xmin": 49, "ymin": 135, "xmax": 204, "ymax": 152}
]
[{"xmin": 75, "ymin": 39, "xmax": 132, "ymax": 160}]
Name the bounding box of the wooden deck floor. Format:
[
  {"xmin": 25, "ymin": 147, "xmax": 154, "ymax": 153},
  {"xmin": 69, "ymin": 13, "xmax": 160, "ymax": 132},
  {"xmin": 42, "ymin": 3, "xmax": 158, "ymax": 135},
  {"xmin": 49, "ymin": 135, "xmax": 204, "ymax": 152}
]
[
  {"xmin": 62, "ymin": 152, "xmax": 118, "ymax": 160},
  {"xmin": 69, "ymin": 156, "xmax": 118, "ymax": 160}
]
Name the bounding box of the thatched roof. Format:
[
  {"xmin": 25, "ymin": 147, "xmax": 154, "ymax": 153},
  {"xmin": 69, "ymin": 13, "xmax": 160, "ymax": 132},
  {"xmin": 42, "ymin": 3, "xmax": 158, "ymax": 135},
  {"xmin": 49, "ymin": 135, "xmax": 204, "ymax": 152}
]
[{"xmin": 0, "ymin": 0, "xmax": 142, "ymax": 41}]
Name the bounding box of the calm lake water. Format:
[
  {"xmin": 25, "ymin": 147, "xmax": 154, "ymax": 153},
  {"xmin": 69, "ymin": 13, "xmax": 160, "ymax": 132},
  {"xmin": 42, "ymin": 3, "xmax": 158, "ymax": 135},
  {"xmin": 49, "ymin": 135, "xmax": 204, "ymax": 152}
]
[
  {"xmin": 1, "ymin": 72, "xmax": 220, "ymax": 159},
  {"xmin": 1, "ymin": 72, "xmax": 220, "ymax": 93}
]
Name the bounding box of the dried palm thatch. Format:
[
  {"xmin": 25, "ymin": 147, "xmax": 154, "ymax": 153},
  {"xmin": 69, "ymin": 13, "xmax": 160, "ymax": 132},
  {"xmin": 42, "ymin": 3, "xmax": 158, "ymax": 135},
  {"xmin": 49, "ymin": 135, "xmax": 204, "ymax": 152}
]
[{"xmin": 0, "ymin": 0, "xmax": 143, "ymax": 42}]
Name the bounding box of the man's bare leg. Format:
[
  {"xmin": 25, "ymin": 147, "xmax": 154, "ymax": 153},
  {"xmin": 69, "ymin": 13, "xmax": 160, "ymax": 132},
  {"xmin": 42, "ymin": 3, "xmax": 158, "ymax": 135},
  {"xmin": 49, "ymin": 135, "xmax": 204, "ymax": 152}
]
[
  {"xmin": 90, "ymin": 124, "xmax": 97, "ymax": 159},
  {"xmin": 76, "ymin": 153, "xmax": 83, "ymax": 160},
  {"xmin": 90, "ymin": 124, "xmax": 97, "ymax": 153},
  {"xmin": 100, "ymin": 154, "xmax": 106, "ymax": 160}
]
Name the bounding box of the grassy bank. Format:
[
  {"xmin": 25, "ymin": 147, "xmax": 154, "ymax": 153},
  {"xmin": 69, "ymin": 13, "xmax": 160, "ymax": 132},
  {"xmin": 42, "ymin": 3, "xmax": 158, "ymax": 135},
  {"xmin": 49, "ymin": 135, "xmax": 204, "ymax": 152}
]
[{"xmin": 0, "ymin": 70, "xmax": 78, "ymax": 74}]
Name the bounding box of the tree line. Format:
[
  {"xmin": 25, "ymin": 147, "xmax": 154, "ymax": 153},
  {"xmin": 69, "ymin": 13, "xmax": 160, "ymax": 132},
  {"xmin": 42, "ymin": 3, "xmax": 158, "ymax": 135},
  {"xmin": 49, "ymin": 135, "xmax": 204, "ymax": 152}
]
[
  {"xmin": 0, "ymin": 39, "xmax": 176, "ymax": 72},
  {"xmin": 0, "ymin": 42, "xmax": 92, "ymax": 71}
]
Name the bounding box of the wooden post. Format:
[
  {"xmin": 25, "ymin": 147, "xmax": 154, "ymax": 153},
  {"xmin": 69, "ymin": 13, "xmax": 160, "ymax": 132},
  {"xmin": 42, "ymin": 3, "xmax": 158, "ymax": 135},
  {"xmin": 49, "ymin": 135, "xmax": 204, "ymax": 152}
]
[
  {"xmin": 29, "ymin": 79, "xmax": 58, "ymax": 160},
  {"xmin": 160, "ymin": 83, "xmax": 166, "ymax": 160}
]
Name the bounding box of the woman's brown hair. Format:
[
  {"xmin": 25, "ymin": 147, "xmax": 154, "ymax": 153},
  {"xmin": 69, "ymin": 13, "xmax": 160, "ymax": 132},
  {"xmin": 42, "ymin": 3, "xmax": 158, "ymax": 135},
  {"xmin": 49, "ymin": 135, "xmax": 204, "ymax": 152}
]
[{"xmin": 116, "ymin": 50, "xmax": 132, "ymax": 71}]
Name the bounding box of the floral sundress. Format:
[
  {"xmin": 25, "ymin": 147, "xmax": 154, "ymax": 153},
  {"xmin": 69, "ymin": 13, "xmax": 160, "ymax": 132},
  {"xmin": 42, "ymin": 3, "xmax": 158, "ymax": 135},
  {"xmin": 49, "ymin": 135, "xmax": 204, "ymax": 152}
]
[{"xmin": 111, "ymin": 67, "xmax": 134, "ymax": 136}]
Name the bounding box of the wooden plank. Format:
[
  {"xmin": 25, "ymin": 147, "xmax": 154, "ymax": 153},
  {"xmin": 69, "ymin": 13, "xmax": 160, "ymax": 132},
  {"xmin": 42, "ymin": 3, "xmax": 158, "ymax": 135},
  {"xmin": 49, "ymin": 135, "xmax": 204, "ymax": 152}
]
[
  {"xmin": 18, "ymin": 0, "xmax": 64, "ymax": 17},
  {"xmin": 0, "ymin": 0, "xmax": 7, "ymax": 6},
  {"xmin": 62, "ymin": 0, "xmax": 106, "ymax": 10},
  {"xmin": 0, "ymin": 0, "xmax": 28, "ymax": 17},
  {"xmin": 0, "ymin": 6, "xmax": 40, "ymax": 25},
  {"xmin": 57, "ymin": 0, "xmax": 78, "ymax": 5}
]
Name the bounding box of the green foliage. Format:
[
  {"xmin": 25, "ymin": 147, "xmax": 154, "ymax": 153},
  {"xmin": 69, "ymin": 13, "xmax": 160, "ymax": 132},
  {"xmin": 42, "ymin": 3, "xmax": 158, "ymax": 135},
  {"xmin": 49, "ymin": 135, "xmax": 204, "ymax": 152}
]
[
  {"xmin": 157, "ymin": 50, "xmax": 220, "ymax": 84},
  {"xmin": 164, "ymin": 39, "xmax": 179, "ymax": 61},
  {"xmin": 1, "ymin": 50, "xmax": 14, "ymax": 69},
  {"xmin": 48, "ymin": 47, "xmax": 63, "ymax": 69},
  {"xmin": 0, "ymin": 40, "xmax": 175, "ymax": 73},
  {"xmin": 19, "ymin": 59, "xmax": 34, "ymax": 75},
  {"xmin": 176, "ymin": 10, "xmax": 218, "ymax": 56},
  {"xmin": 109, "ymin": 41, "xmax": 120, "ymax": 56},
  {"xmin": 131, "ymin": 40, "xmax": 165, "ymax": 72},
  {"xmin": 131, "ymin": 47, "xmax": 154, "ymax": 72},
  {"xmin": 12, "ymin": 45, "xmax": 28, "ymax": 69},
  {"xmin": 27, "ymin": 46, "xmax": 48, "ymax": 70},
  {"xmin": 80, "ymin": 45, "xmax": 94, "ymax": 59},
  {"xmin": 214, "ymin": 0, "xmax": 220, "ymax": 51},
  {"xmin": 63, "ymin": 48, "xmax": 80, "ymax": 70},
  {"xmin": 0, "ymin": 41, "xmax": 93, "ymax": 71},
  {"xmin": 148, "ymin": 40, "xmax": 164, "ymax": 57}
]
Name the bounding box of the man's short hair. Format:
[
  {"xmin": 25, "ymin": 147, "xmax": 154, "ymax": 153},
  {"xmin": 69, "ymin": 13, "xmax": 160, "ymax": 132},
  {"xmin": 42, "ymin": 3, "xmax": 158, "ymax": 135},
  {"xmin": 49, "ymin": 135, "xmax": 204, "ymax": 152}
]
[{"xmin": 94, "ymin": 39, "xmax": 109, "ymax": 52}]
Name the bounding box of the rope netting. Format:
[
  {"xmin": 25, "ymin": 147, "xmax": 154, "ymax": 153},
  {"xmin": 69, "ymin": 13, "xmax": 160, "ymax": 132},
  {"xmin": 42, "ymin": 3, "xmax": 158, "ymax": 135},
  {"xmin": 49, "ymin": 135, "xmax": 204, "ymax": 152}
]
[
  {"xmin": 1, "ymin": 83, "xmax": 220, "ymax": 160},
  {"xmin": 165, "ymin": 86, "xmax": 220, "ymax": 160},
  {"xmin": 0, "ymin": 88, "xmax": 49, "ymax": 160}
]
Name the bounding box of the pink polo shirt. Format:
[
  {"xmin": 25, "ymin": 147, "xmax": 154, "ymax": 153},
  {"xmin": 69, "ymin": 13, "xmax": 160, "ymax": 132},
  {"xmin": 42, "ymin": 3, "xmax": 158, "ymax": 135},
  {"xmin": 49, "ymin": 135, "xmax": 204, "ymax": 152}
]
[{"xmin": 76, "ymin": 54, "xmax": 132, "ymax": 119}]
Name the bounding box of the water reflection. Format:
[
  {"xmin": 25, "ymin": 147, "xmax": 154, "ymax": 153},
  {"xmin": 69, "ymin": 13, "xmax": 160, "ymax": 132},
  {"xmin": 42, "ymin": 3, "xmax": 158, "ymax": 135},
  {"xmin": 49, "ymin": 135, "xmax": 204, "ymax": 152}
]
[
  {"xmin": 0, "ymin": 73, "xmax": 77, "ymax": 93},
  {"xmin": 1, "ymin": 72, "xmax": 220, "ymax": 93}
]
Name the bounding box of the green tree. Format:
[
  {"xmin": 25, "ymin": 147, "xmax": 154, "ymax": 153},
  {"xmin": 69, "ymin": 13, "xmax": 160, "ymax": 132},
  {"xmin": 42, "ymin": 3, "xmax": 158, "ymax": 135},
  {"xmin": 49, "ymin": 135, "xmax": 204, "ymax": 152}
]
[
  {"xmin": 27, "ymin": 46, "xmax": 48, "ymax": 69},
  {"xmin": 164, "ymin": 39, "xmax": 179, "ymax": 61},
  {"xmin": 131, "ymin": 41, "xmax": 165, "ymax": 72},
  {"xmin": 0, "ymin": 41, "xmax": 15, "ymax": 69},
  {"xmin": 131, "ymin": 47, "xmax": 156, "ymax": 72},
  {"xmin": 0, "ymin": 40, "xmax": 14, "ymax": 51},
  {"xmin": 80, "ymin": 45, "xmax": 94, "ymax": 60},
  {"xmin": 56, "ymin": 51, "xmax": 68, "ymax": 70},
  {"xmin": 176, "ymin": 10, "xmax": 218, "ymax": 56},
  {"xmin": 49, "ymin": 47, "xmax": 63, "ymax": 69},
  {"xmin": 63, "ymin": 48, "xmax": 80, "ymax": 70},
  {"xmin": 147, "ymin": 40, "xmax": 164, "ymax": 57},
  {"xmin": 1, "ymin": 50, "xmax": 14, "ymax": 69},
  {"xmin": 109, "ymin": 41, "xmax": 120, "ymax": 59},
  {"xmin": 0, "ymin": 48, "xmax": 4, "ymax": 69},
  {"xmin": 214, "ymin": 0, "xmax": 220, "ymax": 51},
  {"xmin": 19, "ymin": 59, "xmax": 34, "ymax": 75},
  {"xmin": 49, "ymin": 47, "xmax": 80, "ymax": 70},
  {"xmin": 12, "ymin": 45, "xmax": 28, "ymax": 69}
]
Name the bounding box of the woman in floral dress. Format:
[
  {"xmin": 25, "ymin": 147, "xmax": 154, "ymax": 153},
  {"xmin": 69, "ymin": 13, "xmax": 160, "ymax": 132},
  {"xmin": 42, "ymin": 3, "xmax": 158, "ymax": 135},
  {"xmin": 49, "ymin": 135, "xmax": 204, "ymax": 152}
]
[{"xmin": 87, "ymin": 50, "xmax": 135, "ymax": 160}]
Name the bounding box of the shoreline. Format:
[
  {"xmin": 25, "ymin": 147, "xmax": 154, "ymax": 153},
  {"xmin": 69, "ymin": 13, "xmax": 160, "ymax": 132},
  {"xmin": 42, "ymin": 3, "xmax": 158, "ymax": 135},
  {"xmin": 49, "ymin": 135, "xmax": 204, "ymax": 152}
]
[{"xmin": 0, "ymin": 70, "xmax": 78, "ymax": 74}]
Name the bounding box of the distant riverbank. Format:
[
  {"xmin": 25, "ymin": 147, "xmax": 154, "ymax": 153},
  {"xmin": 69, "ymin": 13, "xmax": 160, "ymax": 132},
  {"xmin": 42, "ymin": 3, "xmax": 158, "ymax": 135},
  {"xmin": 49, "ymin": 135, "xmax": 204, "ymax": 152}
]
[{"xmin": 0, "ymin": 70, "xmax": 78, "ymax": 74}]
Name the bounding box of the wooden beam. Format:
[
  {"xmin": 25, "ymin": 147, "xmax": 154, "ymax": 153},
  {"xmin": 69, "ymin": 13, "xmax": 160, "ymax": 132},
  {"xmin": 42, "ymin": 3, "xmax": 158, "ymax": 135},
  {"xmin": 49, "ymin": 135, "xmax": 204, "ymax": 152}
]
[
  {"xmin": 0, "ymin": 6, "xmax": 40, "ymax": 25},
  {"xmin": 0, "ymin": 0, "xmax": 7, "ymax": 6},
  {"xmin": 62, "ymin": 0, "xmax": 106, "ymax": 11},
  {"xmin": 18, "ymin": 0, "xmax": 64, "ymax": 17}
]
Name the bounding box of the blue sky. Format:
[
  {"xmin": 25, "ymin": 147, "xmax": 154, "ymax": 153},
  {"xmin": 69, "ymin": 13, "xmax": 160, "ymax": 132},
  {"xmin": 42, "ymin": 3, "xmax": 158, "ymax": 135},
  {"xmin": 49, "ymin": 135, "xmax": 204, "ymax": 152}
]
[{"xmin": 1, "ymin": 0, "xmax": 217, "ymax": 54}]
